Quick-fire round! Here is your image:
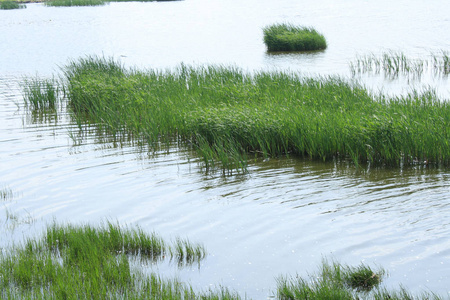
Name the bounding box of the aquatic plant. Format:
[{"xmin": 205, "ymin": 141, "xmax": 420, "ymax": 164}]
[
  {"xmin": 0, "ymin": 222, "xmax": 215, "ymax": 299},
  {"xmin": 276, "ymin": 260, "xmax": 442, "ymax": 300},
  {"xmin": 263, "ymin": 23, "xmax": 327, "ymax": 52},
  {"xmin": 59, "ymin": 56, "xmax": 450, "ymax": 172},
  {"xmin": 350, "ymin": 50, "xmax": 450, "ymax": 78},
  {"xmin": 0, "ymin": 1, "xmax": 26, "ymax": 9},
  {"xmin": 21, "ymin": 77, "xmax": 59, "ymax": 110},
  {"xmin": 44, "ymin": 0, "xmax": 105, "ymax": 7}
]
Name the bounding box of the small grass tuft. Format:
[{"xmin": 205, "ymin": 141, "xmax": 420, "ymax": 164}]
[
  {"xmin": 263, "ymin": 23, "xmax": 327, "ymax": 52},
  {"xmin": 22, "ymin": 77, "xmax": 59, "ymax": 111}
]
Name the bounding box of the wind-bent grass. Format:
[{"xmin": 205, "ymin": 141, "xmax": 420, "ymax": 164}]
[
  {"xmin": 350, "ymin": 50, "xmax": 450, "ymax": 78},
  {"xmin": 0, "ymin": 222, "xmax": 216, "ymax": 299},
  {"xmin": 57, "ymin": 56, "xmax": 450, "ymax": 172},
  {"xmin": 276, "ymin": 259, "xmax": 442, "ymax": 300},
  {"xmin": 263, "ymin": 23, "xmax": 327, "ymax": 52},
  {"xmin": 21, "ymin": 77, "xmax": 59, "ymax": 110},
  {"xmin": 0, "ymin": 1, "xmax": 25, "ymax": 9}
]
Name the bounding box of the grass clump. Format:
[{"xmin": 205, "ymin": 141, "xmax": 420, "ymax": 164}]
[
  {"xmin": 21, "ymin": 77, "xmax": 59, "ymax": 110},
  {"xmin": 263, "ymin": 23, "xmax": 327, "ymax": 52},
  {"xmin": 276, "ymin": 260, "xmax": 442, "ymax": 300},
  {"xmin": 0, "ymin": 222, "xmax": 217, "ymax": 299},
  {"xmin": 44, "ymin": 0, "xmax": 105, "ymax": 6},
  {"xmin": 0, "ymin": 1, "xmax": 26, "ymax": 9}
]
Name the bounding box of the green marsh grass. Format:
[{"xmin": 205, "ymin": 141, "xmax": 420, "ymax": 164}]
[
  {"xmin": 263, "ymin": 23, "xmax": 327, "ymax": 52},
  {"xmin": 0, "ymin": 1, "xmax": 25, "ymax": 9},
  {"xmin": 276, "ymin": 260, "xmax": 442, "ymax": 300},
  {"xmin": 58, "ymin": 56, "xmax": 450, "ymax": 172},
  {"xmin": 0, "ymin": 222, "xmax": 216, "ymax": 299},
  {"xmin": 22, "ymin": 77, "xmax": 59, "ymax": 111},
  {"xmin": 350, "ymin": 51, "xmax": 450, "ymax": 78}
]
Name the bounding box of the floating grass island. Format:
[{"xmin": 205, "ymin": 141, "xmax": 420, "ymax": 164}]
[{"xmin": 263, "ymin": 23, "xmax": 327, "ymax": 52}]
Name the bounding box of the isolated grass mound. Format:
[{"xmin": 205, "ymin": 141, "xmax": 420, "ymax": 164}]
[
  {"xmin": 30, "ymin": 56, "xmax": 450, "ymax": 171},
  {"xmin": 263, "ymin": 23, "xmax": 327, "ymax": 52},
  {"xmin": 0, "ymin": 1, "xmax": 25, "ymax": 9}
]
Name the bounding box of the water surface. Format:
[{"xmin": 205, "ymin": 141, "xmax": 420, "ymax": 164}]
[{"xmin": 1, "ymin": 0, "xmax": 450, "ymax": 298}]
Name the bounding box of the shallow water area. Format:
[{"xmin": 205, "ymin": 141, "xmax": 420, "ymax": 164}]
[{"xmin": 1, "ymin": 0, "xmax": 450, "ymax": 298}]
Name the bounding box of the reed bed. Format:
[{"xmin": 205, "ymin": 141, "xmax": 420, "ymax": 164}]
[
  {"xmin": 0, "ymin": 222, "xmax": 218, "ymax": 299},
  {"xmin": 263, "ymin": 23, "xmax": 327, "ymax": 52},
  {"xmin": 56, "ymin": 56, "xmax": 450, "ymax": 172},
  {"xmin": 0, "ymin": 0, "xmax": 26, "ymax": 8},
  {"xmin": 350, "ymin": 50, "xmax": 450, "ymax": 78}
]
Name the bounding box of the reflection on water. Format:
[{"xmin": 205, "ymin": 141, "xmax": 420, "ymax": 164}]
[{"xmin": 1, "ymin": 0, "xmax": 450, "ymax": 297}]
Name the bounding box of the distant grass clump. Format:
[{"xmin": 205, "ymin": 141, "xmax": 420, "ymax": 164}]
[
  {"xmin": 277, "ymin": 260, "xmax": 442, "ymax": 300},
  {"xmin": 0, "ymin": 1, "xmax": 26, "ymax": 9},
  {"xmin": 263, "ymin": 23, "xmax": 327, "ymax": 52},
  {"xmin": 0, "ymin": 222, "xmax": 219, "ymax": 299},
  {"xmin": 44, "ymin": 0, "xmax": 105, "ymax": 6},
  {"xmin": 57, "ymin": 56, "xmax": 450, "ymax": 172}
]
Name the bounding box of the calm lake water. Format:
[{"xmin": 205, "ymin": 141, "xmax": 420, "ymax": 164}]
[{"xmin": 1, "ymin": 0, "xmax": 450, "ymax": 298}]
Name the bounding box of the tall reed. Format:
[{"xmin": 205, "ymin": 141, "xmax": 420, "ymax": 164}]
[
  {"xmin": 59, "ymin": 56, "xmax": 449, "ymax": 172},
  {"xmin": 44, "ymin": 0, "xmax": 105, "ymax": 7}
]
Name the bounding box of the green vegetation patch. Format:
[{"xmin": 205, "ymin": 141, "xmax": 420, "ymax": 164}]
[
  {"xmin": 0, "ymin": 0, "xmax": 26, "ymax": 9},
  {"xmin": 0, "ymin": 222, "xmax": 214, "ymax": 299},
  {"xmin": 21, "ymin": 77, "xmax": 59, "ymax": 111},
  {"xmin": 263, "ymin": 23, "xmax": 327, "ymax": 52},
  {"xmin": 276, "ymin": 259, "xmax": 442, "ymax": 300},
  {"xmin": 51, "ymin": 56, "xmax": 450, "ymax": 172}
]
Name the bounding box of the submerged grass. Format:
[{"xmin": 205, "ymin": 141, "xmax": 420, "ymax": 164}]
[
  {"xmin": 0, "ymin": 1, "xmax": 25, "ymax": 8},
  {"xmin": 263, "ymin": 23, "xmax": 327, "ymax": 52},
  {"xmin": 350, "ymin": 50, "xmax": 450, "ymax": 78},
  {"xmin": 56, "ymin": 56, "xmax": 450, "ymax": 172}
]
